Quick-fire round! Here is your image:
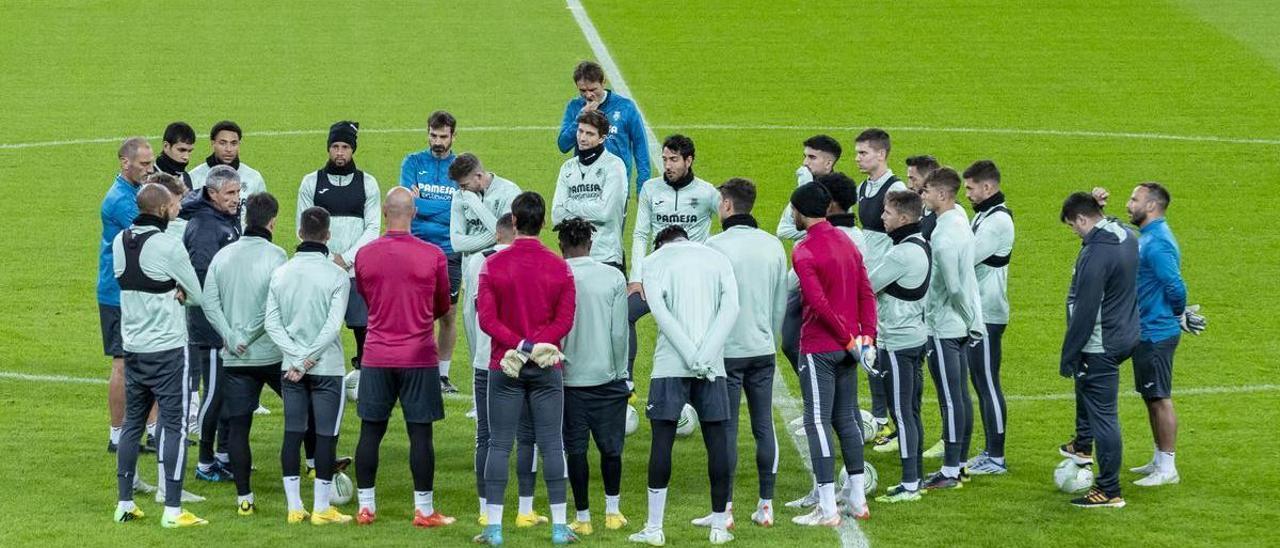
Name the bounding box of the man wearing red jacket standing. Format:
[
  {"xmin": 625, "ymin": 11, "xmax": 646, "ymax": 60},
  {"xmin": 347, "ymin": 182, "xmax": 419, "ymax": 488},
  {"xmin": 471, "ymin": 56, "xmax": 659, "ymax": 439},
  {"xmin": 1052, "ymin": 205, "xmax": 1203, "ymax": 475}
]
[
  {"xmin": 788, "ymin": 182, "xmax": 878, "ymax": 527},
  {"xmin": 351, "ymin": 187, "xmax": 455, "ymax": 528},
  {"xmin": 475, "ymin": 192, "xmax": 578, "ymax": 546}
]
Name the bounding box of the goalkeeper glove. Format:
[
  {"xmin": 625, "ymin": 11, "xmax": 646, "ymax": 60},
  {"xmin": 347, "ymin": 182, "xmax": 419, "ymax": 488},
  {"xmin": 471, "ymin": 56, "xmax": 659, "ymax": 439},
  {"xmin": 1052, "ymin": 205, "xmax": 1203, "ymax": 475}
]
[
  {"xmin": 847, "ymin": 335, "xmax": 881, "ymax": 377},
  {"xmin": 1179, "ymin": 304, "xmax": 1207, "ymax": 335},
  {"xmin": 530, "ymin": 343, "xmax": 564, "ymax": 368},
  {"xmin": 500, "ymin": 349, "xmax": 527, "ymax": 378}
]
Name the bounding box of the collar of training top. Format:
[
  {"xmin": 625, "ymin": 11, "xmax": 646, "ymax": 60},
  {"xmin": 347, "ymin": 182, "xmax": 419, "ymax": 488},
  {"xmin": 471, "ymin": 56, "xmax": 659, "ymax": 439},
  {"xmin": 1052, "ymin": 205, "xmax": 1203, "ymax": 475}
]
[
  {"xmin": 155, "ymin": 152, "xmax": 188, "ymax": 177},
  {"xmin": 576, "ymin": 142, "xmax": 605, "ymax": 166},
  {"xmin": 296, "ymin": 241, "xmax": 329, "ymax": 255},
  {"xmin": 323, "ymin": 159, "xmax": 357, "ymax": 176},
  {"xmin": 889, "ymin": 222, "xmax": 923, "ymax": 244},
  {"xmin": 973, "ymin": 191, "xmax": 1006, "ymax": 213},
  {"xmin": 721, "ymin": 214, "xmax": 758, "ymax": 230},
  {"xmin": 205, "ymin": 153, "xmax": 240, "ymax": 170},
  {"xmin": 663, "ymin": 168, "xmax": 695, "ymax": 191},
  {"xmin": 828, "ymin": 212, "xmax": 858, "ymax": 228},
  {"xmin": 243, "ymin": 226, "xmax": 272, "ymax": 242},
  {"xmin": 132, "ymin": 213, "xmax": 168, "ymax": 232}
]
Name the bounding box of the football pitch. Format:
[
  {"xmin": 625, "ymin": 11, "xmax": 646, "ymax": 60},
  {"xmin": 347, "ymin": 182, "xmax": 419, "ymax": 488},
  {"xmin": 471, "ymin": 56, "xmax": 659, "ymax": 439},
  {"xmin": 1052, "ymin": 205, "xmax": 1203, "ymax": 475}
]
[{"xmin": 2, "ymin": 0, "xmax": 1279, "ymax": 546}]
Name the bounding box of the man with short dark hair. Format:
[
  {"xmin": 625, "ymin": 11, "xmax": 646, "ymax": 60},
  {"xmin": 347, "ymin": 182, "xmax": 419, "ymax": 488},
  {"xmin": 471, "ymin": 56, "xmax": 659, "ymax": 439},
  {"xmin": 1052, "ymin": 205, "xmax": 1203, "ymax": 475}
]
[
  {"xmin": 296, "ymin": 121, "xmax": 382, "ymax": 377},
  {"xmin": 703, "ymin": 177, "xmax": 787, "ymax": 528},
  {"xmin": 630, "ymin": 221, "xmax": 740, "ymax": 546},
  {"xmin": 475, "ymin": 192, "xmax": 578, "ymax": 545},
  {"xmin": 1092, "ymin": 182, "xmax": 1197, "ymax": 488},
  {"xmin": 869, "ymin": 190, "xmax": 932, "ymax": 503},
  {"xmin": 265, "ymin": 206, "xmax": 353, "ymax": 525},
  {"xmin": 201, "ymin": 191, "xmax": 288, "ymax": 515},
  {"xmin": 401, "ymin": 111, "xmax": 463, "ymax": 394},
  {"xmin": 352, "ymin": 187, "xmax": 455, "ymax": 528},
  {"xmin": 904, "ymin": 155, "xmax": 940, "ymax": 239},
  {"xmin": 111, "ymin": 182, "xmax": 208, "ymax": 528},
  {"xmin": 190, "ymin": 120, "xmax": 267, "ymax": 225},
  {"xmin": 787, "ymin": 182, "xmax": 877, "ymax": 526},
  {"xmin": 919, "ymin": 167, "xmax": 985, "ymax": 491},
  {"xmin": 181, "ymin": 164, "xmax": 242, "ymax": 483},
  {"xmin": 961, "ymin": 160, "xmax": 1015, "ymax": 475},
  {"xmin": 558, "ymin": 60, "xmax": 651, "ymax": 193},
  {"xmin": 777, "ymin": 135, "xmax": 843, "ymax": 241},
  {"xmin": 553, "ymin": 110, "xmax": 628, "ymax": 271},
  {"xmin": 449, "ymin": 152, "xmax": 522, "ymax": 257},
  {"xmin": 102, "ymin": 137, "xmax": 155, "ymax": 455},
  {"xmin": 627, "ymin": 135, "xmax": 719, "ymax": 385},
  {"xmin": 1057, "ymin": 191, "xmax": 1139, "ymax": 509},
  {"xmin": 156, "ymin": 122, "xmax": 196, "ymax": 192},
  {"xmin": 555, "ymin": 217, "xmax": 631, "ymax": 536}
]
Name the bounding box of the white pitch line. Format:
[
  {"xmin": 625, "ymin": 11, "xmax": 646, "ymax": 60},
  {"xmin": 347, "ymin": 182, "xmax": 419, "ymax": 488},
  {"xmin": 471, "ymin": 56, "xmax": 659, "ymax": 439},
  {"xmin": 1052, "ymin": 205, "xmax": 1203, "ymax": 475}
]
[
  {"xmin": 4, "ymin": 123, "xmax": 1280, "ymax": 151},
  {"xmin": 0, "ymin": 371, "xmax": 109, "ymax": 385}
]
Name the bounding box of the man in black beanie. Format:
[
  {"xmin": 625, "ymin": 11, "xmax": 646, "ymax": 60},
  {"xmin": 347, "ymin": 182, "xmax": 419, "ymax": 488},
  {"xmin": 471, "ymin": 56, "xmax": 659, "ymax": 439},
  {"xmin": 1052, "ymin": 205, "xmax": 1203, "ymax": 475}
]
[{"xmin": 296, "ymin": 121, "xmax": 382, "ymax": 387}]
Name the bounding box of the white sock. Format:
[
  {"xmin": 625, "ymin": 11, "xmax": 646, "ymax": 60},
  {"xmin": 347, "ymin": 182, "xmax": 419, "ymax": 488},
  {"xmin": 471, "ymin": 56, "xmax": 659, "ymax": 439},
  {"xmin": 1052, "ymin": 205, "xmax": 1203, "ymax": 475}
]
[
  {"xmin": 725, "ymin": 501, "xmax": 733, "ymax": 513},
  {"xmin": 415, "ymin": 491, "xmax": 434, "ymax": 515},
  {"xmin": 1159, "ymin": 451, "xmax": 1176, "ymax": 473},
  {"xmin": 902, "ymin": 480, "xmax": 919, "ymax": 491},
  {"xmin": 646, "ymin": 488, "xmax": 667, "ymax": 529},
  {"xmin": 757, "ymin": 498, "xmax": 771, "ymax": 510},
  {"xmin": 118, "ymin": 500, "xmax": 137, "ymax": 512},
  {"xmin": 283, "ymin": 476, "xmax": 303, "ymax": 511},
  {"xmin": 146, "ymin": 422, "xmax": 157, "ymax": 438},
  {"xmin": 846, "ymin": 473, "xmax": 866, "ymax": 506},
  {"xmin": 359, "ymin": 488, "xmax": 377, "ymax": 512},
  {"xmin": 478, "ymin": 497, "xmax": 487, "ymax": 516},
  {"xmin": 163, "ymin": 506, "xmax": 181, "ymax": 520},
  {"xmin": 314, "ymin": 478, "xmax": 332, "ymax": 512},
  {"xmin": 605, "ymin": 494, "xmax": 620, "ymax": 514},
  {"xmin": 110, "ymin": 426, "xmax": 122, "ymax": 444},
  {"xmin": 818, "ymin": 483, "xmax": 837, "ymax": 516},
  {"xmin": 487, "ymin": 503, "xmax": 504, "ymax": 526},
  {"xmin": 215, "ymin": 452, "xmax": 230, "ymax": 464},
  {"xmin": 518, "ymin": 496, "xmax": 534, "ymax": 515},
  {"xmin": 577, "ymin": 509, "xmax": 591, "ymax": 522},
  {"xmin": 551, "ymin": 502, "xmax": 567, "ymax": 525},
  {"xmin": 712, "ymin": 511, "xmax": 729, "ymax": 529},
  {"xmin": 238, "ymin": 493, "xmax": 254, "ymax": 505},
  {"xmin": 941, "ymin": 465, "xmax": 960, "ymax": 478},
  {"xmin": 440, "ymin": 360, "xmax": 452, "ymax": 378},
  {"xmin": 991, "ymin": 456, "xmax": 1006, "ymax": 465},
  {"xmin": 305, "ymin": 458, "xmax": 316, "ymax": 470},
  {"xmin": 1151, "ymin": 443, "xmax": 1160, "ymax": 464}
]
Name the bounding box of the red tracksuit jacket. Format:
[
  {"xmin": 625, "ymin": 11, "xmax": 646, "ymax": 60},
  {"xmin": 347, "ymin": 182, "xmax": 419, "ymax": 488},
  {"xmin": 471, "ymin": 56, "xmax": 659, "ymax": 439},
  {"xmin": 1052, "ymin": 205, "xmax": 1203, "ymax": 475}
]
[
  {"xmin": 792, "ymin": 220, "xmax": 877, "ymax": 354},
  {"xmin": 477, "ymin": 237, "xmax": 577, "ymax": 370}
]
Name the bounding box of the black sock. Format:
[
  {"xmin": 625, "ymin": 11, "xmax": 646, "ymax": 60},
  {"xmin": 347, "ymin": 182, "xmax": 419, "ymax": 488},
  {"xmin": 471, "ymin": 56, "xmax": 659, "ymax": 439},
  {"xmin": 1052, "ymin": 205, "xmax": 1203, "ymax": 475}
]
[
  {"xmin": 281, "ymin": 431, "xmax": 304, "ymax": 478},
  {"xmin": 227, "ymin": 413, "xmax": 254, "ymax": 496},
  {"xmin": 407, "ymin": 422, "xmax": 435, "ymax": 492}
]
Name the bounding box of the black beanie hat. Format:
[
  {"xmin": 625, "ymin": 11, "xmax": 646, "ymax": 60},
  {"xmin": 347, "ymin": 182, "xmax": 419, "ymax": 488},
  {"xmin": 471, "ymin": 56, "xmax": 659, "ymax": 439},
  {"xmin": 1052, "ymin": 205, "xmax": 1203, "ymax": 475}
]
[
  {"xmin": 790, "ymin": 182, "xmax": 831, "ymax": 219},
  {"xmin": 328, "ymin": 121, "xmax": 359, "ymax": 150}
]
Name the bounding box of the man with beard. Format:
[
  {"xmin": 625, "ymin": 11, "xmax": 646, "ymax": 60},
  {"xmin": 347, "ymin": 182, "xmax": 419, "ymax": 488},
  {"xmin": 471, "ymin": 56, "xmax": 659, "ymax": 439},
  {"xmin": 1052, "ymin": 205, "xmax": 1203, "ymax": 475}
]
[{"xmin": 190, "ymin": 120, "xmax": 267, "ymax": 226}]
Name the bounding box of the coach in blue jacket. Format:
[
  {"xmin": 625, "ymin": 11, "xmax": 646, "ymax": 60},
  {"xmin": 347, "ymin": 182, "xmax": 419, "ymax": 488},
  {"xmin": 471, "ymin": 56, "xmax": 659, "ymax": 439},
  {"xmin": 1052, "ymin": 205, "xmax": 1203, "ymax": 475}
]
[
  {"xmin": 557, "ymin": 61, "xmax": 651, "ymax": 194},
  {"xmin": 1056, "ymin": 192, "xmax": 1139, "ymax": 509}
]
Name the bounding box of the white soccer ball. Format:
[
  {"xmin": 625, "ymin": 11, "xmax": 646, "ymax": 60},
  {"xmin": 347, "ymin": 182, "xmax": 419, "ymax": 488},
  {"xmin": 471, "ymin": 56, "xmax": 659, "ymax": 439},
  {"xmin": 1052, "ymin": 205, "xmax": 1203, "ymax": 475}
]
[
  {"xmin": 676, "ymin": 404, "xmax": 698, "ymax": 437},
  {"xmin": 1053, "ymin": 458, "xmax": 1094, "ymax": 493},
  {"xmin": 344, "ymin": 370, "xmax": 360, "ymax": 403},
  {"xmin": 860, "ymin": 409, "xmax": 876, "ymax": 443},
  {"xmin": 330, "ymin": 471, "xmax": 354, "ymax": 505},
  {"xmin": 625, "ymin": 405, "xmax": 639, "ymax": 436},
  {"xmin": 862, "ymin": 462, "xmax": 878, "ymax": 495}
]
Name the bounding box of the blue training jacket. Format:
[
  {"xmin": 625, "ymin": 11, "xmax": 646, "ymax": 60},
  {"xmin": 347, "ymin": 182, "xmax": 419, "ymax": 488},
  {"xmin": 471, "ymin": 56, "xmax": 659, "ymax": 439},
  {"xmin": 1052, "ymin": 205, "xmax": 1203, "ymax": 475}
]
[
  {"xmin": 1137, "ymin": 218, "xmax": 1186, "ymax": 342},
  {"xmin": 97, "ymin": 174, "xmax": 139, "ymax": 306},
  {"xmin": 400, "ymin": 150, "xmax": 457, "ymax": 253},
  {"xmin": 557, "ymin": 89, "xmax": 651, "ymax": 193}
]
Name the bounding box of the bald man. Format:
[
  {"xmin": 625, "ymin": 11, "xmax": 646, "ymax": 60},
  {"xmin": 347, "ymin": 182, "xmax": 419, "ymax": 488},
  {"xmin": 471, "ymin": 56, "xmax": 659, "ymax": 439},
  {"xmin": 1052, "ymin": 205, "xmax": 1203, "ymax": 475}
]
[{"xmin": 351, "ymin": 188, "xmax": 456, "ymax": 527}]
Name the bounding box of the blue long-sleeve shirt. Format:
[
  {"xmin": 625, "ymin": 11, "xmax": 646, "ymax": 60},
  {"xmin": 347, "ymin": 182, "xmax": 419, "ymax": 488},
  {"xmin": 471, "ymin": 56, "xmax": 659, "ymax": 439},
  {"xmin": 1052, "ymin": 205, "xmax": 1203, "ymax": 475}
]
[
  {"xmin": 399, "ymin": 150, "xmax": 457, "ymax": 253},
  {"xmin": 98, "ymin": 174, "xmax": 139, "ymax": 306},
  {"xmin": 1137, "ymin": 218, "xmax": 1186, "ymax": 342},
  {"xmin": 557, "ymin": 90, "xmax": 651, "ymax": 193}
]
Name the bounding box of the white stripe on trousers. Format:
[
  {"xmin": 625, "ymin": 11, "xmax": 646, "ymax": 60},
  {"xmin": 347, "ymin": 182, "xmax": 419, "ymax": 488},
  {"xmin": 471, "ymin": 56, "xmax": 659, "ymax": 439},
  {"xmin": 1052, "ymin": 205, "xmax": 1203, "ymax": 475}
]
[
  {"xmin": 196, "ymin": 347, "xmax": 218, "ymax": 443},
  {"xmin": 804, "ymin": 354, "xmax": 831, "ymax": 458},
  {"xmin": 173, "ymin": 345, "xmax": 191, "ymax": 481},
  {"xmin": 983, "ymin": 337, "xmax": 1005, "ymax": 434},
  {"xmin": 888, "ymin": 352, "xmax": 909, "ymax": 460},
  {"xmin": 332, "ymin": 378, "xmax": 346, "ymax": 437},
  {"xmin": 933, "ymin": 338, "xmax": 957, "ymax": 443}
]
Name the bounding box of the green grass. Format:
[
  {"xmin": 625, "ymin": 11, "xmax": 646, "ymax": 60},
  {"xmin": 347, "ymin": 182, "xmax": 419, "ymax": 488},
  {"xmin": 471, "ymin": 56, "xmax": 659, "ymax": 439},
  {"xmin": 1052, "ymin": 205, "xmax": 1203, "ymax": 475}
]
[{"xmin": 1, "ymin": 0, "xmax": 1279, "ymax": 546}]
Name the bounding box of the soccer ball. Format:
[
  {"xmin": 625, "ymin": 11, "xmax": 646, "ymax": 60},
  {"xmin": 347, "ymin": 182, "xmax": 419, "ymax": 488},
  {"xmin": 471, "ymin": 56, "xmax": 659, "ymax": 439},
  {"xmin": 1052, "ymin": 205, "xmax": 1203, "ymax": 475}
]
[
  {"xmin": 625, "ymin": 405, "xmax": 639, "ymax": 436},
  {"xmin": 862, "ymin": 462, "xmax": 878, "ymax": 495},
  {"xmin": 676, "ymin": 404, "xmax": 698, "ymax": 436},
  {"xmin": 1053, "ymin": 459, "xmax": 1094, "ymax": 493},
  {"xmin": 344, "ymin": 370, "xmax": 360, "ymax": 403},
  {"xmin": 859, "ymin": 409, "xmax": 876, "ymax": 443},
  {"xmin": 330, "ymin": 471, "xmax": 354, "ymax": 505}
]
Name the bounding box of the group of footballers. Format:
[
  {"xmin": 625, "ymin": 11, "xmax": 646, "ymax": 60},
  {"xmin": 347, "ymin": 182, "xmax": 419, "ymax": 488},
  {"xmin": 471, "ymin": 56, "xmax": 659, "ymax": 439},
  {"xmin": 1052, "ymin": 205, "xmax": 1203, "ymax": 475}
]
[{"xmin": 99, "ymin": 60, "xmax": 1199, "ymax": 542}]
